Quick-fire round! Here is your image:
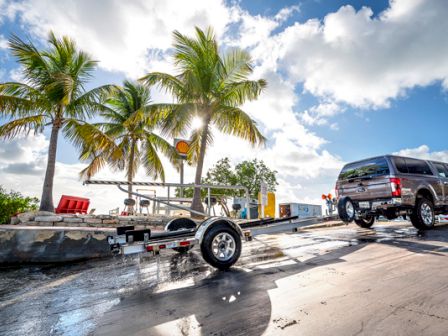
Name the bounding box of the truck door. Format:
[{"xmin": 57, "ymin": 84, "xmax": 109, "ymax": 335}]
[{"xmin": 432, "ymin": 162, "xmax": 448, "ymax": 203}]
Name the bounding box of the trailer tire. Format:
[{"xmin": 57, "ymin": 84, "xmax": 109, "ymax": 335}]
[
  {"xmin": 338, "ymin": 197, "xmax": 355, "ymax": 223},
  {"xmin": 354, "ymin": 216, "xmax": 375, "ymax": 228},
  {"xmin": 165, "ymin": 218, "xmax": 197, "ymax": 253},
  {"xmin": 200, "ymin": 222, "xmax": 241, "ymax": 270}
]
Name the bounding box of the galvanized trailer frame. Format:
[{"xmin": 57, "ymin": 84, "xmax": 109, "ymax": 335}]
[{"xmin": 85, "ymin": 180, "xmax": 331, "ymax": 270}]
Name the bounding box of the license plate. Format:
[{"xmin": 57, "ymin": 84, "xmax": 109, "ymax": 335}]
[
  {"xmin": 166, "ymin": 242, "xmax": 177, "ymax": 249},
  {"xmin": 358, "ymin": 201, "xmax": 370, "ymax": 209}
]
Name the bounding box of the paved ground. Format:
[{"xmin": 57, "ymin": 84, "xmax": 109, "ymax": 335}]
[{"xmin": 1, "ymin": 220, "xmax": 448, "ymax": 335}]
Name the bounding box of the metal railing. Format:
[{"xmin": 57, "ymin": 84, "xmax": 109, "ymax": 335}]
[{"xmin": 83, "ymin": 180, "xmax": 252, "ymax": 219}]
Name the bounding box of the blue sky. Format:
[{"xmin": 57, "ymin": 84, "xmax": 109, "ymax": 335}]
[{"xmin": 0, "ymin": 0, "xmax": 447, "ymax": 212}]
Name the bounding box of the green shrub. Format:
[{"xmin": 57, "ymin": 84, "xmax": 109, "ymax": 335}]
[{"xmin": 0, "ymin": 186, "xmax": 39, "ymax": 224}]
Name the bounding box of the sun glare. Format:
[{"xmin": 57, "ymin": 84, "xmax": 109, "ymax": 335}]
[{"xmin": 191, "ymin": 116, "xmax": 203, "ymax": 129}]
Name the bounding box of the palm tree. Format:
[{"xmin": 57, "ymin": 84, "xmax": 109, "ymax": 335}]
[
  {"xmin": 140, "ymin": 27, "xmax": 266, "ymax": 215},
  {"xmin": 0, "ymin": 32, "xmax": 114, "ymax": 212},
  {"xmin": 80, "ymin": 80, "xmax": 178, "ymax": 201}
]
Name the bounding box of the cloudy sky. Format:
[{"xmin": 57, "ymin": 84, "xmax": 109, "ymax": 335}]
[{"xmin": 0, "ymin": 0, "xmax": 448, "ymax": 214}]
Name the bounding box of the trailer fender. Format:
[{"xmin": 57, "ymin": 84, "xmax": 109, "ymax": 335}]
[{"xmin": 195, "ymin": 217, "xmax": 243, "ymax": 244}]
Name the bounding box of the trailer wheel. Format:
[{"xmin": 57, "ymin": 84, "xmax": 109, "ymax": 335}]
[
  {"xmin": 200, "ymin": 222, "xmax": 241, "ymax": 270},
  {"xmin": 337, "ymin": 197, "xmax": 355, "ymax": 223},
  {"xmin": 165, "ymin": 218, "xmax": 197, "ymax": 253}
]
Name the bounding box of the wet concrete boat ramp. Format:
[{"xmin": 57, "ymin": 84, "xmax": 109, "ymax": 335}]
[{"xmin": 1, "ymin": 221, "xmax": 448, "ymax": 335}]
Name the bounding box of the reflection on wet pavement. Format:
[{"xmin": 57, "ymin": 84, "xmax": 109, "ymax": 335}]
[{"xmin": 1, "ymin": 221, "xmax": 447, "ymax": 335}]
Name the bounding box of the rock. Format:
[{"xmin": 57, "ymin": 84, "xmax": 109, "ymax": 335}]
[
  {"xmin": 102, "ymin": 219, "xmax": 119, "ymax": 225},
  {"xmin": 97, "ymin": 215, "xmax": 113, "ymax": 220},
  {"xmin": 18, "ymin": 210, "xmax": 57, "ymax": 223},
  {"xmin": 10, "ymin": 217, "xmax": 20, "ymax": 225},
  {"xmin": 85, "ymin": 218, "xmax": 102, "ymax": 224},
  {"xmin": 63, "ymin": 217, "xmax": 84, "ymax": 223},
  {"xmin": 25, "ymin": 221, "xmax": 54, "ymax": 227},
  {"xmin": 35, "ymin": 215, "xmax": 63, "ymax": 222}
]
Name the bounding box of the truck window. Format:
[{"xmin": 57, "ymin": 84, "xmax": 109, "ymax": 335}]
[
  {"xmin": 433, "ymin": 162, "xmax": 448, "ymax": 178},
  {"xmin": 393, "ymin": 157, "xmax": 408, "ymax": 173},
  {"xmin": 405, "ymin": 158, "xmax": 433, "ymax": 175},
  {"xmin": 339, "ymin": 157, "xmax": 390, "ymax": 180}
]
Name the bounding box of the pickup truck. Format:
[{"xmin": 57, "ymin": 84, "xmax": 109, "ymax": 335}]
[{"xmin": 336, "ymin": 155, "xmax": 448, "ymax": 230}]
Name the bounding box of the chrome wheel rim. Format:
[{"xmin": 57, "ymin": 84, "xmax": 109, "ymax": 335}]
[
  {"xmin": 421, "ymin": 203, "xmax": 433, "ymax": 226},
  {"xmin": 212, "ymin": 232, "xmax": 236, "ymax": 261},
  {"xmin": 346, "ymin": 201, "xmax": 354, "ymax": 219}
]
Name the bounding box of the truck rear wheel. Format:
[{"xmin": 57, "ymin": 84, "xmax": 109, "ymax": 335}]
[
  {"xmin": 338, "ymin": 197, "xmax": 355, "ymax": 223},
  {"xmin": 200, "ymin": 223, "xmax": 241, "ymax": 270},
  {"xmin": 410, "ymin": 197, "xmax": 435, "ymax": 230},
  {"xmin": 354, "ymin": 216, "xmax": 375, "ymax": 228}
]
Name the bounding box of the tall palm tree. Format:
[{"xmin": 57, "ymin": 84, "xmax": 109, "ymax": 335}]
[
  {"xmin": 80, "ymin": 80, "xmax": 178, "ymax": 200},
  {"xmin": 140, "ymin": 27, "xmax": 266, "ymax": 215},
  {"xmin": 0, "ymin": 32, "xmax": 114, "ymax": 212}
]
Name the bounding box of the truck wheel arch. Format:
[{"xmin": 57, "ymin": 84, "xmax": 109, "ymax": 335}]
[{"xmin": 416, "ymin": 188, "xmax": 434, "ymax": 204}]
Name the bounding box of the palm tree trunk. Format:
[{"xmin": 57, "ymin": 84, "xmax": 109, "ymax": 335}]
[
  {"xmin": 191, "ymin": 117, "xmax": 210, "ymax": 217},
  {"xmin": 127, "ymin": 139, "xmax": 136, "ymax": 213},
  {"xmin": 39, "ymin": 124, "xmax": 60, "ymax": 212}
]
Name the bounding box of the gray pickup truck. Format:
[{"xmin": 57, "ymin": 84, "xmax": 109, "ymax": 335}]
[{"xmin": 336, "ymin": 155, "xmax": 448, "ymax": 230}]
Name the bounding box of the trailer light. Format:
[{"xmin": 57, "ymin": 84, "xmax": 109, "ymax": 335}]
[
  {"xmin": 146, "ymin": 246, "xmax": 154, "ymax": 252},
  {"xmin": 159, "ymin": 244, "xmax": 166, "ymax": 249},
  {"xmin": 390, "ymin": 178, "xmax": 402, "ymax": 197},
  {"xmin": 179, "ymin": 241, "xmax": 190, "ymax": 246}
]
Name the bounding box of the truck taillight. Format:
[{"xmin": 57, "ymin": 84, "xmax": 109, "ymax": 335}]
[{"xmin": 390, "ymin": 178, "xmax": 401, "ymax": 197}]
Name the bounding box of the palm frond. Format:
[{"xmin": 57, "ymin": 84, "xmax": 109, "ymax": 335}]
[
  {"xmin": 212, "ymin": 105, "xmax": 265, "ymax": 145},
  {"xmin": 0, "ymin": 114, "xmax": 46, "ymax": 139},
  {"xmin": 220, "ymin": 79, "xmax": 267, "ymax": 105},
  {"xmin": 142, "ymin": 140, "xmax": 165, "ymax": 182}
]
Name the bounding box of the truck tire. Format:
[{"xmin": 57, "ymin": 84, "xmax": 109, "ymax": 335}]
[
  {"xmin": 410, "ymin": 197, "xmax": 435, "ymax": 230},
  {"xmin": 200, "ymin": 222, "xmax": 242, "ymax": 270},
  {"xmin": 354, "ymin": 216, "xmax": 375, "ymax": 228},
  {"xmin": 338, "ymin": 197, "xmax": 355, "ymax": 223},
  {"xmin": 165, "ymin": 218, "xmax": 196, "ymax": 253}
]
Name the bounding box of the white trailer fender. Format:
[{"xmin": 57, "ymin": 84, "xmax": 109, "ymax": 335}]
[{"xmin": 195, "ymin": 217, "xmax": 243, "ymax": 244}]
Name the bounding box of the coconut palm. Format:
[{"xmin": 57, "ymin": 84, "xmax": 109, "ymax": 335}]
[
  {"xmin": 0, "ymin": 32, "xmax": 115, "ymax": 212},
  {"xmin": 79, "ymin": 80, "xmax": 178, "ymax": 200},
  {"xmin": 140, "ymin": 27, "xmax": 266, "ymax": 215}
]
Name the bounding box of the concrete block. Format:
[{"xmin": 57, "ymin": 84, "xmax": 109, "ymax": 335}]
[{"xmin": 35, "ymin": 216, "xmax": 63, "ymax": 222}]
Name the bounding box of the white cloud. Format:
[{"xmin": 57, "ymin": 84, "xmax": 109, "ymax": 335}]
[
  {"xmin": 0, "ymin": 34, "xmax": 7, "ymax": 49},
  {"xmin": 394, "ymin": 145, "xmax": 448, "ymax": 162},
  {"xmin": 5, "ymin": 0, "xmax": 235, "ymax": 78},
  {"xmin": 269, "ymin": 0, "xmax": 448, "ymax": 109},
  {"xmin": 301, "ymin": 102, "xmax": 343, "ymax": 126}
]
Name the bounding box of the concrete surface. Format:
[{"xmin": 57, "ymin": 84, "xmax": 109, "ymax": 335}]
[
  {"xmin": 0, "ymin": 226, "xmax": 113, "ymax": 264},
  {"xmin": 1, "ymin": 221, "xmax": 448, "ymax": 335}
]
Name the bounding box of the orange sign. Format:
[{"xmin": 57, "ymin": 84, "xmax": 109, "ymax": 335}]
[{"xmin": 174, "ymin": 139, "xmax": 190, "ymax": 157}]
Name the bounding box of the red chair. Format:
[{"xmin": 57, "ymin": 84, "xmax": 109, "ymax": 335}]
[{"xmin": 55, "ymin": 195, "xmax": 90, "ymax": 214}]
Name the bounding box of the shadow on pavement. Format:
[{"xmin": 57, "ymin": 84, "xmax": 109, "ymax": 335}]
[{"xmin": 95, "ymin": 244, "xmax": 365, "ymax": 336}]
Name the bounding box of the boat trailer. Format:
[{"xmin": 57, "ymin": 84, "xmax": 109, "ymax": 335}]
[{"xmin": 84, "ymin": 180, "xmax": 333, "ymax": 270}]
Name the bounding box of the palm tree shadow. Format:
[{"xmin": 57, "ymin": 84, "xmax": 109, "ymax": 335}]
[{"xmin": 95, "ymin": 243, "xmax": 365, "ymax": 336}]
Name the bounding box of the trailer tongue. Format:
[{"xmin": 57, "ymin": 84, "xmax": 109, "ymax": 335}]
[{"xmin": 85, "ymin": 180, "xmax": 331, "ymax": 270}]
